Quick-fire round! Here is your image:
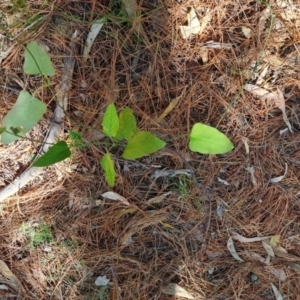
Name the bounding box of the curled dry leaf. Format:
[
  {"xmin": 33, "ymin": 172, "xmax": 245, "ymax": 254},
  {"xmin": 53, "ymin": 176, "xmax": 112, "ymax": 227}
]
[
  {"xmin": 147, "ymin": 192, "xmax": 172, "ymax": 205},
  {"xmin": 241, "ymin": 137, "xmax": 249, "ymax": 154},
  {"xmin": 242, "ymin": 26, "xmax": 252, "ymax": 38},
  {"xmin": 244, "ymin": 85, "xmax": 292, "ymax": 132},
  {"xmin": 122, "ymin": 0, "xmax": 138, "ymax": 22},
  {"xmin": 262, "ymin": 54, "xmax": 283, "ymax": 66},
  {"xmin": 288, "ymin": 262, "xmax": 300, "ymax": 274},
  {"xmin": 245, "ymin": 166, "xmax": 257, "ymax": 186},
  {"xmin": 157, "ymin": 97, "xmax": 181, "ymax": 122},
  {"xmin": 271, "ymin": 283, "xmax": 284, "ymax": 300},
  {"xmin": 273, "ymin": 88, "xmax": 292, "ymax": 132},
  {"xmin": 244, "ymin": 251, "xmax": 267, "ymax": 264},
  {"xmin": 200, "ymin": 41, "xmax": 232, "ymax": 50},
  {"xmin": 266, "ymin": 266, "xmax": 287, "ymax": 282},
  {"xmin": 280, "ymin": 128, "xmax": 289, "ymax": 135},
  {"xmin": 160, "ymin": 221, "xmax": 174, "ymax": 229},
  {"xmin": 120, "ymin": 210, "xmax": 166, "ymax": 247},
  {"xmin": 122, "ymin": 235, "xmax": 133, "ymax": 246},
  {"xmin": 270, "ymin": 163, "xmax": 288, "ymax": 183},
  {"xmin": 276, "ymin": 0, "xmax": 298, "ymax": 21},
  {"xmin": 0, "ymin": 260, "xmax": 23, "ymax": 296},
  {"xmin": 83, "ymin": 18, "xmax": 105, "ymax": 62},
  {"xmin": 259, "ymin": 7, "xmax": 271, "ymax": 31},
  {"xmin": 275, "ymin": 245, "xmax": 288, "ymax": 254},
  {"xmin": 95, "ymin": 275, "xmax": 109, "ymax": 286},
  {"xmin": 244, "ymin": 84, "xmax": 269, "ymax": 98},
  {"xmin": 217, "ymin": 177, "xmax": 230, "ymax": 186},
  {"xmin": 231, "ymin": 231, "xmax": 271, "ymax": 243},
  {"xmin": 101, "ymin": 191, "xmax": 130, "ymax": 206},
  {"xmin": 180, "ymin": 8, "xmax": 201, "ymax": 39},
  {"xmin": 161, "ymin": 283, "xmax": 196, "ymax": 299},
  {"xmin": 150, "ymin": 169, "xmax": 191, "ymax": 179},
  {"xmin": 262, "ymin": 240, "xmax": 275, "ymax": 257},
  {"xmin": 115, "ymin": 207, "xmax": 137, "ymax": 219},
  {"xmin": 227, "ymin": 237, "xmax": 243, "ymax": 262},
  {"xmin": 269, "ymin": 235, "xmax": 281, "ymax": 248},
  {"xmin": 256, "ymin": 65, "xmax": 269, "ymax": 85}
]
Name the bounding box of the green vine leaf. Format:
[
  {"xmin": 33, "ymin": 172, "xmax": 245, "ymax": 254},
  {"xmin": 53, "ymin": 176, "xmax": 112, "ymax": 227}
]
[
  {"xmin": 1, "ymin": 90, "xmax": 47, "ymax": 145},
  {"xmin": 68, "ymin": 130, "xmax": 85, "ymax": 148},
  {"xmin": 100, "ymin": 152, "xmax": 116, "ymax": 186},
  {"xmin": 102, "ymin": 103, "xmax": 119, "ymax": 137},
  {"xmin": 33, "ymin": 141, "xmax": 71, "ymax": 167},
  {"xmin": 189, "ymin": 123, "xmax": 233, "ymax": 154},
  {"xmin": 10, "ymin": 126, "xmax": 23, "ymax": 135},
  {"xmin": 122, "ymin": 131, "xmax": 166, "ymax": 159},
  {"xmin": 115, "ymin": 107, "xmax": 137, "ymax": 140},
  {"xmin": 23, "ymin": 41, "xmax": 55, "ymax": 76}
]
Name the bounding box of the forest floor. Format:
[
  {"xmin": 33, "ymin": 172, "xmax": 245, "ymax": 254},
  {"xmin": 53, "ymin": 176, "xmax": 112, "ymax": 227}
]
[{"xmin": 0, "ymin": 0, "xmax": 300, "ymax": 299}]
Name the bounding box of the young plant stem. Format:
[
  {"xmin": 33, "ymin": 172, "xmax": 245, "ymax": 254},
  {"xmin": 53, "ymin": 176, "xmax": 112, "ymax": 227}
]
[{"xmin": 3, "ymin": 130, "xmax": 52, "ymax": 145}]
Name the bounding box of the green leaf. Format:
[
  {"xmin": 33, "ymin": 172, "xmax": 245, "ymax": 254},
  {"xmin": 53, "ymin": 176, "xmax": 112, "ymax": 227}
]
[
  {"xmin": 189, "ymin": 123, "xmax": 234, "ymax": 154},
  {"xmin": 1, "ymin": 90, "xmax": 47, "ymax": 145},
  {"xmin": 102, "ymin": 103, "xmax": 119, "ymax": 137},
  {"xmin": 115, "ymin": 107, "xmax": 137, "ymax": 140},
  {"xmin": 68, "ymin": 130, "xmax": 85, "ymax": 148},
  {"xmin": 23, "ymin": 41, "xmax": 55, "ymax": 76},
  {"xmin": 100, "ymin": 152, "xmax": 116, "ymax": 186},
  {"xmin": 0, "ymin": 127, "xmax": 6, "ymax": 134},
  {"xmin": 10, "ymin": 126, "xmax": 23, "ymax": 135},
  {"xmin": 122, "ymin": 131, "xmax": 166, "ymax": 159},
  {"xmin": 33, "ymin": 141, "xmax": 71, "ymax": 167}
]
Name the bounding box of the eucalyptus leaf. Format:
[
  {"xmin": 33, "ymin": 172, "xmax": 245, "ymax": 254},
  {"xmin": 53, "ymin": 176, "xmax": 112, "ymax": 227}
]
[
  {"xmin": 1, "ymin": 90, "xmax": 47, "ymax": 145},
  {"xmin": 100, "ymin": 152, "xmax": 116, "ymax": 186},
  {"xmin": 115, "ymin": 107, "xmax": 136, "ymax": 140},
  {"xmin": 122, "ymin": 131, "xmax": 166, "ymax": 159},
  {"xmin": 102, "ymin": 103, "xmax": 119, "ymax": 137},
  {"xmin": 33, "ymin": 141, "xmax": 71, "ymax": 167},
  {"xmin": 189, "ymin": 123, "xmax": 233, "ymax": 154},
  {"xmin": 83, "ymin": 18, "xmax": 105, "ymax": 62},
  {"xmin": 23, "ymin": 41, "xmax": 55, "ymax": 76}
]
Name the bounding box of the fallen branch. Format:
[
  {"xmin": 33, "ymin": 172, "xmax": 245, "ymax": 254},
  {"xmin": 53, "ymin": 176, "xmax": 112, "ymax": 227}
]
[{"xmin": 0, "ymin": 31, "xmax": 78, "ymax": 204}]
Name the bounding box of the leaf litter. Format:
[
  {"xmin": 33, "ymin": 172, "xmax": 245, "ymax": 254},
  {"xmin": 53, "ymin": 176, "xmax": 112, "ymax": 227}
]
[
  {"xmin": 1, "ymin": 0, "xmax": 300, "ymax": 299},
  {"xmin": 161, "ymin": 283, "xmax": 196, "ymax": 299}
]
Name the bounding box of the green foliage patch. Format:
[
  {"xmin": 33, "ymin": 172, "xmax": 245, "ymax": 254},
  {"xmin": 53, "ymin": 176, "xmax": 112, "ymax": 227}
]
[
  {"xmin": 0, "ymin": 40, "xmax": 234, "ymax": 187},
  {"xmin": 20, "ymin": 221, "xmax": 54, "ymax": 248},
  {"xmin": 33, "ymin": 140, "xmax": 71, "ymax": 167},
  {"xmin": 24, "ymin": 41, "xmax": 55, "ymax": 76},
  {"xmin": 1, "ymin": 90, "xmax": 47, "ymax": 144}
]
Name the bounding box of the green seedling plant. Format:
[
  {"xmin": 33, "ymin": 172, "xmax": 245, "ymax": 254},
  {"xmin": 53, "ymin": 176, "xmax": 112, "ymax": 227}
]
[
  {"xmin": 0, "ymin": 40, "xmax": 234, "ymax": 187},
  {"xmin": 20, "ymin": 221, "xmax": 54, "ymax": 248}
]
